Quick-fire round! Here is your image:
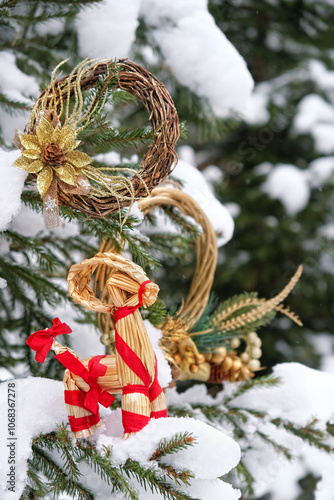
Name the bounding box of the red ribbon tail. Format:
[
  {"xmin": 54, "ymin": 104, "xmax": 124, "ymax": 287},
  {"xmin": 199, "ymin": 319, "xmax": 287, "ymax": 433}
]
[
  {"xmin": 34, "ymin": 340, "xmax": 53, "ymax": 363},
  {"xmin": 98, "ymin": 390, "xmax": 116, "ymax": 408},
  {"xmin": 84, "ymin": 387, "xmax": 99, "ymax": 414},
  {"xmin": 26, "ymin": 332, "xmax": 53, "ymax": 363}
]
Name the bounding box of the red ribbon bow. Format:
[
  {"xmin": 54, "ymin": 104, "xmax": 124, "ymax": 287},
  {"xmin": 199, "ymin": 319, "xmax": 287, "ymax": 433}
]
[
  {"xmin": 26, "ymin": 318, "xmax": 72, "ymax": 363},
  {"xmin": 56, "ymin": 351, "xmax": 115, "ymax": 414}
]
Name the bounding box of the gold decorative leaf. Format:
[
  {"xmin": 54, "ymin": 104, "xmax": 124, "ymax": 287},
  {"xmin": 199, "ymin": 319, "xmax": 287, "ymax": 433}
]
[
  {"xmin": 22, "ymin": 149, "xmax": 40, "ymax": 160},
  {"xmin": 37, "ymin": 166, "xmax": 53, "ymax": 196},
  {"xmin": 71, "ymin": 140, "xmax": 81, "ymax": 151},
  {"xmin": 56, "ymin": 163, "xmax": 77, "ymax": 185},
  {"xmin": 59, "ymin": 124, "xmax": 77, "ymax": 151},
  {"xmin": 52, "ymin": 127, "xmax": 62, "ymax": 143},
  {"xmin": 36, "ymin": 117, "xmax": 54, "ymax": 146},
  {"xmin": 14, "ymin": 156, "xmax": 34, "ymax": 170},
  {"xmin": 19, "ymin": 134, "xmax": 40, "ymax": 151},
  {"xmin": 23, "ymin": 159, "xmax": 44, "ymax": 174},
  {"xmin": 66, "ymin": 150, "xmax": 92, "ymax": 169}
]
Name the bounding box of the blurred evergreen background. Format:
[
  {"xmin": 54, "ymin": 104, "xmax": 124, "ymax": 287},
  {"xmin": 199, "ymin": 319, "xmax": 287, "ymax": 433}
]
[
  {"xmin": 1, "ymin": 0, "xmax": 334, "ymax": 372},
  {"xmin": 1, "ymin": 2, "xmax": 334, "ymax": 499}
]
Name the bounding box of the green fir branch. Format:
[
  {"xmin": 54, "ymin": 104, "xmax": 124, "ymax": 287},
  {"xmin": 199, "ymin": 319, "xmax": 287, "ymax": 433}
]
[
  {"xmin": 75, "ymin": 441, "xmax": 138, "ymax": 500},
  {"xmin": 0, "ymin": 256, "xmax": 68, "ymax": 306},
  {"xmin": 147, "ymin": 233, "xmax": 197, "ymax": 264},
  {"xmin": 223, "ymin": 375, "xmax": 281, "ymax": 405},
  {"xmin": 272, "ymin": 418, "xmax": 333, "ymax": 453},
  {"xmin": 0, "ymin": 256, "xmax": 68, "ymax": 308},
  {"xmin": 0, "ymin": 92, "xmax": 31, "ymax": 113},
  {"xmin": 80, "ymin": 123, "xmax": 154, "ymax": 156},
  {"xmin": 29, "ymin": 429, "xmax": 200, "ymax": 500},
  {"xmin": 156, "ymin": 463, "xmax": 194, "ymax": 486},
  {"xmin": 31, "ymin": 445, "xmax": 93, "ymax": 500},
  {"xmin": 141, "ymin": 297, "xmax": 167, "ymax": 326},
  {"xmin": 191, "ymin": 330, "xmax": 240, "ymax": 352},
  {"xmin": 161, "ymin": 206, "xmax": 202, "ymax": 238},
  {"xmin": 235, "ymin": 460, "xmax": 255, "ymax": 498},
  {"xmin": 3, "ymin": 230, "xmax": 63, "ymax": 273},
  {"xmin": 167, "ymin": 407, "xmax": 196, "ymax": 419},
  {"xmin": 191, "ymin": 404, "xmax": 224, "ymax": 423},
  {"xmin": 21, "ymin": 462, "xmax": 48, "ymax": 499},
  {"xmin": 190, "ymin": 293, "xmax": 219, "ymax": 333},
  {"xmin": 150, "ymin": 432, "xmax": 195, "ymax": 461},
  {"xmin": 20, "ymin": 189, "xmax": 159, "ymax": 270},
  {"xmin": 123, "ymin": 459, "xmax": 198, "ymax": 500},
  {"xmin": 326, "ymin": 421, "xmax": 334, "ymax": 437},
  {"xmin": 256, "ymin": 430, "xmax": 293, "ymax": 459},
  {"xmin": 223, "ymin": 413, "xmax": 247, "ymax": 440}
]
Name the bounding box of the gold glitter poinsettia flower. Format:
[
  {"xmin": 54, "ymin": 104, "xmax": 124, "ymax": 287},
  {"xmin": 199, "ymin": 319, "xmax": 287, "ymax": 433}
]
[{"xmin": 14, "ymin": 117, "xmax": 92, "ymax": 196}]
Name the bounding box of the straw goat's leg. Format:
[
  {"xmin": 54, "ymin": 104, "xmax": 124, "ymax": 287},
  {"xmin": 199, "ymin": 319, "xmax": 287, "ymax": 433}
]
[
  {"xmin": 63, "ymin": 369, "xmax": 102, "ymax": 439},
  {"xmin": 150, "ymin": 391, "xmax": 168, "ymax": 418},
  {"xmin": 121, "ymin": 390, "xmax": 151, "ymax": 438}
]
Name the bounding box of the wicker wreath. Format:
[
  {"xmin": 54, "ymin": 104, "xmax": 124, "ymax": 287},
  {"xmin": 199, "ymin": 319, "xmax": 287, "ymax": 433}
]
[{"xmin": 14, "ymin": 59, "xmax": 180, "ymax": 224}]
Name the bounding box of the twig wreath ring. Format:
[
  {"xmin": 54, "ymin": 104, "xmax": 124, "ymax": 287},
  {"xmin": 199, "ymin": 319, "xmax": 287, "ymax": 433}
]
[{"xmin": 14, "ymin": 59, "xmax": 180, "ymax": 228}]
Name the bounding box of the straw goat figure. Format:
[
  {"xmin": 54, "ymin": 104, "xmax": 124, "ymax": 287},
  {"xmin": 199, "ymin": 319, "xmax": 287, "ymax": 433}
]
[{"xmin": 26, "ymin": 252, "xmax": 167, "ymax": 438}]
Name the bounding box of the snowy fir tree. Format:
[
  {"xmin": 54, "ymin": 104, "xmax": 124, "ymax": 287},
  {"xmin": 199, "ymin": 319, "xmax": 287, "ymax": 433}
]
[{"xmin": 1, "ymin": 1, "xmax": 334, "ymax": 500}]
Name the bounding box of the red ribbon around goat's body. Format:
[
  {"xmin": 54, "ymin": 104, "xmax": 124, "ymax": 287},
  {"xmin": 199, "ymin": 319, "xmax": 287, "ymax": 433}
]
[
  {"xmin": 56, "ymin": 351, "xmax": 115, "ymax": 414},
  {"xmin": 26, "ymin": 317, "xmax": 72, "ymax": 363},
  {"xmin": 114, "ymin": 280, "xmax": 167, "ymax": 433}
]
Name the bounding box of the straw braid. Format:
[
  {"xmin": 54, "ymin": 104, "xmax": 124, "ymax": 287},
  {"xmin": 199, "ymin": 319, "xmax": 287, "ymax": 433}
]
[{"xmin": 68, "ymin": 252, "xmax": 157, "ymax": 313}]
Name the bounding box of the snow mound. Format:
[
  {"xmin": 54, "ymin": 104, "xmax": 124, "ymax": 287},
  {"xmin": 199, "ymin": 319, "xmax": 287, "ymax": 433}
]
[
  {"xmin": 306, "ymin": 156, "xmax": 334, "ymax": 188},
  {"xmin": 97, "ymin": 415, "xmax": 240, "ymax": 478},
  {"xmin": 173, "ymin": 159, "xmax": 235, "ymax": 247},
  {"xmin": 76, "ymin": 1, "xmax": 141, "ymax": 58},
  {"xmin": 141, "ymin": 0, "xmax": 254, "ymax": 117},
  {"xmin": 0, "ymin": 377, "xmax": 66, "ymax": 500},
  {"xmin": 0, "ymin": 51, "xmax": 38, "ymax": 144},
  {"xmin": 0, "ymin": 376, "xmax": 240, "ymax": 500},
  {"xmin": 233, "ymin": 363, "xmax": 334, "ymax": 499},
  {"xmin": 0, "ymin": 148, "xmax": 27, "ymax": 231},
  {"xmin": 242, "ymin": 82, "xmax": 270, "ymax": 125},
  {"xmin": 308, "ymin": 59, "xmax": 334, "ymax": 95},
  {"xmin": 261, "ymin": 164, "xmax": 310, "ymax": 215},
  {"xmin": 76, "ymin": 0, "xmax": 254, "ymax": 117},
  {"xmin": 235, "ymin": 362, "xmax": 334, "ymax": 426},
  {"xmin": 293, "ymin": 94, "xmax": 334, "ymax": 154}
]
